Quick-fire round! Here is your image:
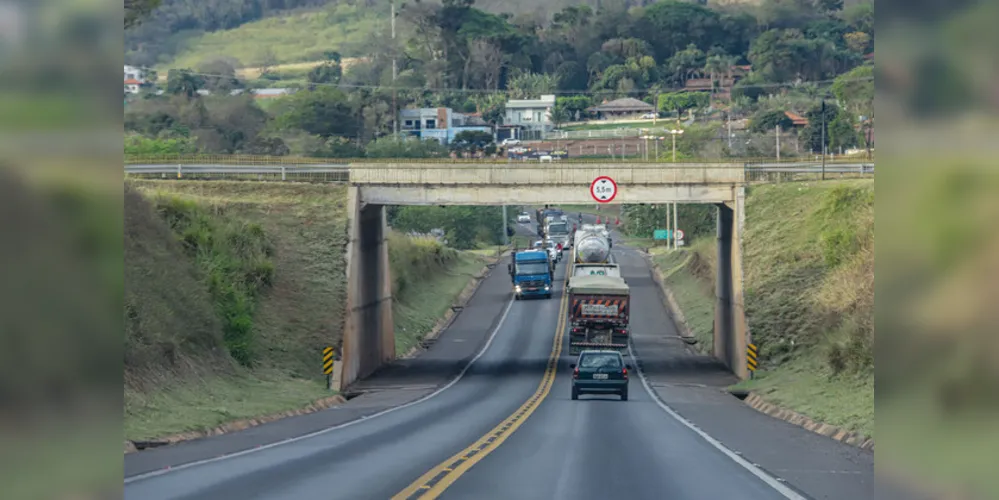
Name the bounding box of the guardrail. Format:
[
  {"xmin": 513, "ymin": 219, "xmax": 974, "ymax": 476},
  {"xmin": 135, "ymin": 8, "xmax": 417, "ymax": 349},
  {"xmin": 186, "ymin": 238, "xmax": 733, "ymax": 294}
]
[{"xmin": 124, "ymin": 154, "xmax": 873, "ymax": 165}]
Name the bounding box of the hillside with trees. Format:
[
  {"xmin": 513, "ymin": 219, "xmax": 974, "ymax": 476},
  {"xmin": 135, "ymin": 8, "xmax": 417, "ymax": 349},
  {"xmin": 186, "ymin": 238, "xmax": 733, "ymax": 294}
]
[{"xmin": 125, "ymin": 0, "xmax": 874, "ymax": 159}]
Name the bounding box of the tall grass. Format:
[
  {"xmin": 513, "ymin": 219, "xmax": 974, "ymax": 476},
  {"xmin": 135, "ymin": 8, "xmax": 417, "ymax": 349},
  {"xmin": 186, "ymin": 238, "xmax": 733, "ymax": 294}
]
[{"xmin": 153, "ymin": 195, "xmax": 275, "ymax": 366}]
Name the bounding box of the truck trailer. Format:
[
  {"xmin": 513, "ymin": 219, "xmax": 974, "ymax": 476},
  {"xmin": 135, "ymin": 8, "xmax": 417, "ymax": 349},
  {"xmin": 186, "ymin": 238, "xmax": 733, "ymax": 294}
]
[{"xmin": 566, "ymin": 273, "xmax": 630, "ymax": 354}]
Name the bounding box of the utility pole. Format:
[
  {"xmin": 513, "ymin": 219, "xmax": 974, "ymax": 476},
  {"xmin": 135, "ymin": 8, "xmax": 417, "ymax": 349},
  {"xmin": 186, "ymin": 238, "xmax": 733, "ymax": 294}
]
[
  {"xmin": 820, "ymin": 99, "xmax": 826, "ymax": 180},
  {"xmin": 673, "ymin": 202, "xmax": 678, "ymax": 249},
  {"xmin": 502, "ymin": 205, "xmax": 509, "ymax": 245},
  {"xmin": 665, "ymin": 203, "xmax": 671, "ymax": 250},
  {"xmin": 776, "ymin": 124, "xmax": 781, "ymax": 161},
  {"xmin": 727, "ymin": 112, "xmax": 733, "ymax": 150},
  {"xmin": 391, "ymin": 0, "xmax": 399, "ymax": 139}
]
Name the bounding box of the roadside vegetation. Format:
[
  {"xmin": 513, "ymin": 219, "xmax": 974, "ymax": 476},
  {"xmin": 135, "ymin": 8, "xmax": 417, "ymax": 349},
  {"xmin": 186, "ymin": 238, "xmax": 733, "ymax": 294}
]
[
  {"xmin": 124, "ymin": 180, "xmax": 502, "ymax": 441},
  {"xmin": 648, "ymin": 179, "xmax": 874, "ymax": 438}
]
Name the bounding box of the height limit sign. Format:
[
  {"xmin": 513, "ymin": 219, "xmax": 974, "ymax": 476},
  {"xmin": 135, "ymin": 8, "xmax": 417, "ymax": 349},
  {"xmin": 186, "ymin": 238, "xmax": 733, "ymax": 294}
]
[{"xmin": 590, "ymin": 176, "xmax": 618, "ymax": 203}]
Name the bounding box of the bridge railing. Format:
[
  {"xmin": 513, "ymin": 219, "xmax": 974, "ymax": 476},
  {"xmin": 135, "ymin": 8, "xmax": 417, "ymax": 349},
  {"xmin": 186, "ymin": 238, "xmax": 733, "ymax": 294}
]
[{"xmin": 348, "ymin": 162, "xmax": 747, "ymax": 185}]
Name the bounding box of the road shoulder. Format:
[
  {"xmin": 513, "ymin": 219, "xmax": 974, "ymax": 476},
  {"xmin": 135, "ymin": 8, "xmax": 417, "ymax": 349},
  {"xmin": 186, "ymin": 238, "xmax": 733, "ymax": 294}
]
[
  {"xmin": 621, "ymin": 246, "xmax": 879, "ymax": 500},
  {"xmin": 125, "ymin": 251, "xmax": 515, "ymax": 479}
]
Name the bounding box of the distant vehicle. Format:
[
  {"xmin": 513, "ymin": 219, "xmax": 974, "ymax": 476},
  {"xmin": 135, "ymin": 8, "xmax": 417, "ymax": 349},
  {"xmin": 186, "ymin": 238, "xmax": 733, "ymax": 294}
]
[
  {"xmin": 501, "ymin": 138, "xmax": 522, "ymax": 146},
  {"xmin": 517, "ymin": 212, "xmax": 532, "ymax": 223},
  {"xmin": 641, "ymin": 112, "xmax": 657, "ymax": 119},
  {"xmin": 509, "ymin": 249, "xmax": 553, "ymax": 300},
  {"xmin": 544, "ymin": 217, "xmax": 571, "ymax": 250},
  {"xmin": 542, "ymin": 240, "xmax": 561, "ymax": 263},
  {"xmin": 571, "ymin": 350, "xmax": 631, "ymax": 401}
]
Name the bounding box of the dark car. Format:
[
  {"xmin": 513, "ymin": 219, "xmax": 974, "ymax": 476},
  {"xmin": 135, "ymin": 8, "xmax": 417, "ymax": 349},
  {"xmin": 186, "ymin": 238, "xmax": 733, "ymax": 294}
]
[{"xmin": 570, "ymin": 350, "xmax": 631, "ymax": 401}]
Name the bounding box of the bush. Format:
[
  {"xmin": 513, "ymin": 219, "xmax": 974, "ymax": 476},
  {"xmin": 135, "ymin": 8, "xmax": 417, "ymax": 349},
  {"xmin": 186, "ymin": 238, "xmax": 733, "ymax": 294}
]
[
  {"xmin": 389, "ymin": 205, "xmax": 504, "ymax": 249},
  {"xmin": 365, "ymin": 136, "xmax": 449, "ymax": 158},
  {"xmin": 153, "ymin": 195, "xmax": 275, "ymax": 366},
  {"xmin": 125, "ymin": 133, "xmax": 200, "ymax": 155},
  {"xmin": 388, "ymin": 233, "xmax": 458, "ymax": 297}
]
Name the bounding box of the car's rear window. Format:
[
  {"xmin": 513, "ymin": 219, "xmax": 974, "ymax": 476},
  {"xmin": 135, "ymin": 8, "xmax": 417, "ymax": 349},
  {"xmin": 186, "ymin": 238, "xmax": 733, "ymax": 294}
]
[{"xmin": 579, "ymin": 353, "xmax": 622, "ymax": 369}]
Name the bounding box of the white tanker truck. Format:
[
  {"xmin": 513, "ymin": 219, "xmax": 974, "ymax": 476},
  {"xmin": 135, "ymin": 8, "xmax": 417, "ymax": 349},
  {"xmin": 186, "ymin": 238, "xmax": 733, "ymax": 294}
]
[{"xmin": 573, "ymin": 224, "xmax": 613, "ymax": 264}]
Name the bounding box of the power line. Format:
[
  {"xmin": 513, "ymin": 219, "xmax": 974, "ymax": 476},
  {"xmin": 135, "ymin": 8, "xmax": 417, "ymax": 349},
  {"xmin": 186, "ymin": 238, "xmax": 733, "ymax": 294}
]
[{"xmin": 165, "ymin": 69, "xmax": 872, "ymax": 97}]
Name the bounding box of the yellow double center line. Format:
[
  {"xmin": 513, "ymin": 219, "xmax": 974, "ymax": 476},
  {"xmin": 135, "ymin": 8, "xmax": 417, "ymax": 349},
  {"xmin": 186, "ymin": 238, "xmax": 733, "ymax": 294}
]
[{"xmin": 392, "ymin": 266, "xmax": 571, "ymax": 500}]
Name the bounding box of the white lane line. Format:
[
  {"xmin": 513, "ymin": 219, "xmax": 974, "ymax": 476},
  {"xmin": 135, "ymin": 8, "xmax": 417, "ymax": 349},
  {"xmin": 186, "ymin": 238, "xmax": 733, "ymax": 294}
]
[
  {"xmin": 629, "ymin": 343, "xmax": 809, "ymax": 500},
  {"xmin": 125, "ymin": 297, "xmax": 516, "ymax": 485}
]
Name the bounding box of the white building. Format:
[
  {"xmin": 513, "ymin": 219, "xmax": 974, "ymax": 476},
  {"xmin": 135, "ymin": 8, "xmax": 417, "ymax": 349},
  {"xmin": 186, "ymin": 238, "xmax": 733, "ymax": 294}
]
[
  {"xmin": 124, "ymin": 65, "xmax": 149, "ymax": 94},
  {"xmin": 503, "ymin": 94, "xmax": 556, "ymax": 141}
]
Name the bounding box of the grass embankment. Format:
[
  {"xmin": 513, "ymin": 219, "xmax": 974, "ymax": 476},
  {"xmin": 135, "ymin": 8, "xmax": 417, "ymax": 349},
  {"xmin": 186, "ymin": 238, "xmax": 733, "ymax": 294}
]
[
  {"xmin": 162, "ymin": 4, "xmax": 378, "ymax": 72},
  {"xmin": 390, "ymin": 234, "xmax": 489, "ymax": 355},
  {"xmin": 650, "ymin": 180, "xmax": 874, "ymax": 439},
  {"xmin": 125, "ymin": 180, "xmax": 492, "ymax": 441}
]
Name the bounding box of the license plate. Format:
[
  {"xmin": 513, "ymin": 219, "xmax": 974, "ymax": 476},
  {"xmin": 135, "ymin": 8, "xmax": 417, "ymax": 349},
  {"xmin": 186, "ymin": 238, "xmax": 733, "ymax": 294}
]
[
  {"xmin": 592, "ymin": 373, "xmax": 608, "ymax": 380},
  {"xmin": 581, "ymin": 304, "xmax": 619, "ymax": 316}
]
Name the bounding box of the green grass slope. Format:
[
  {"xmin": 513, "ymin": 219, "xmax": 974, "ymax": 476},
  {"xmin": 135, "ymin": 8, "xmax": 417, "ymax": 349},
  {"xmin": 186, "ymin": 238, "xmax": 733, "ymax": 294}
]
[
  {"xmin": 125, "ymin": 180, "xmax": 493, "ymax": 441},
  {"xmin": 163, "ymin": 4, "xmax": 379, "ymax": 71},
  {"xmin": 651, "ymin": 179, "xmax": 874, "ymax": 439}
]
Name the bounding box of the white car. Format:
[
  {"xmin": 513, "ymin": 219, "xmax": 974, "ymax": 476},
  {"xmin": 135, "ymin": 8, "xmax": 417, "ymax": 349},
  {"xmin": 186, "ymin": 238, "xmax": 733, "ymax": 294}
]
[
  {"xmin": 517, "ymin": 213, "xmax": 532, "ymax": 223},
  {"xmin": 502, "ymin": 138, "xmax": 522, "ymax": 146},
  {"xmin": 641, "ymin": 112, "xmax": 657, "ymax": 119}
]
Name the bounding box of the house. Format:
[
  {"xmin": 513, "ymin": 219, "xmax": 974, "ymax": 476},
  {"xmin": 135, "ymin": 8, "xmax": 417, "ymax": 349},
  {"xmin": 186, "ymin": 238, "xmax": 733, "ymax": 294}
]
[
  {"xmin": 587, "ymin": 97, "xmax": 654, "ymax": 119},
  {"xmin": 682, "ymin": 65, "xmax": 752, "ymax": 100},
  {"xmin": 503, "ymin": 95, "xmax": 556, "ymax": 141},
  {"xmin": 123, "ymin": 65, "xmax": 151, "ymax": 94},
  {"xmin": 784, "ymin": 111, "xmax": 809, "ymax": 129},
  {"xmin": 123, "ymin": 78, "xmax": 143, "ymax": 95},
  {"xmin": 399, "ymin": 107, "xmax": 493, "ymax": 145}
]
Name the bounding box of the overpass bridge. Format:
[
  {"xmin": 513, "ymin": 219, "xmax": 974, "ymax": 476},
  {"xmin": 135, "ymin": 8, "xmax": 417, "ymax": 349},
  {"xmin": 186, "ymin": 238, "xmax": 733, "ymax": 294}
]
[{"xmin": 125, "ymin": 156, "xmax": 873, "ymax": 390}]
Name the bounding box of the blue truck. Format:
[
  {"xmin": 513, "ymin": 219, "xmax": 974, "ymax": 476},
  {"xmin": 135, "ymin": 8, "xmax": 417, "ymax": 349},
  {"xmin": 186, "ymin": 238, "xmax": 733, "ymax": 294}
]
[{"xmin": 508, "ymin": 249, "xmax": 554, "ymax": 300}]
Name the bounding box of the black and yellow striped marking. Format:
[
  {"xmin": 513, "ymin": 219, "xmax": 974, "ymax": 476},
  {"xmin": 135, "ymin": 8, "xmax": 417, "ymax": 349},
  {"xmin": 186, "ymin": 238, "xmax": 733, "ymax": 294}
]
[
  {"xmin": 323, "ymin": 346, "xmax": 335, "ymax": 375},
  {"xmin": 747, "ymin": 343, "xmax": 759, "ymax": 371},
  {"xmin": 392, "ymin": 267, "xmax": 571, "ymax": 499}
]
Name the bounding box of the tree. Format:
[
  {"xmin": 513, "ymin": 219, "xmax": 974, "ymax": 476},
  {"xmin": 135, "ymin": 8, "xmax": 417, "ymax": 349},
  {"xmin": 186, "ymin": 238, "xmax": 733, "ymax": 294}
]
[
  {"xmin": 638, "ymin": 0, "xmax": 723, "ymax": 61},
  {"xmin": 197, "ymin": 57, "xmax": 242, "ymax": 93},
  {"xmin": 507, "ymin": 71, "xmax": 559, "ymax": 99},
  {"xmin": 124, "ymin": 0, "xmax": 162, "ymax": 29},
  {"xmin": 240, "ymin": 136, "xmax": 290, "ymax": 156},
  {"xmin": 166, "ymin": 69, "xmax": 203, "ymax": 98},
  {"xmin": 831, "ymin": 64, "xmax": 873, "ymax": 152},
  {"xmin": 274, "ymin": 86, "xmax": 356, "ymax": 138},
  {"xmin": 450, "ymin": 130, "xmax": 494, "ymax": 154},
  {"xmin": 469, "ymin": 40, "xmax": 504, "ymax": 90},
  {"xmin": 549, "ymin": 103, "xmax": 572, "ymax": 129},
  {"xmin": 658, "ymin": 92, "xmax": 710, "ymax": 120},
  {"xmin": 307, "ymin": 52, "xmax": 343, "ymax": 85},
  {"xmin": 843, "ymin": 31, "xmax": 872, "ymax": 55},
  {"xmin": 749, "ymin": 109, "xmax": 793, "ymax": 133}
]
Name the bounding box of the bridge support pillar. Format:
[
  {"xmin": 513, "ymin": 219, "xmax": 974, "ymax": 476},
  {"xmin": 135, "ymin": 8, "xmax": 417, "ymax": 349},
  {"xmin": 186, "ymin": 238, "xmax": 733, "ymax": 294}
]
[
  {"xmin": 339, "ymin": 186, "xmax": 395, "ymax": 391},
  {"xmin": 715, "ymin": 187, "xmax": 750, "ymax": 380}
]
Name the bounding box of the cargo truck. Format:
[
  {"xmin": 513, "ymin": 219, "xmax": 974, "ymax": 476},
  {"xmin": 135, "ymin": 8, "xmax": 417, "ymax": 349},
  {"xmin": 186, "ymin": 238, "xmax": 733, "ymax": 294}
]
[
  {"xmin": 508, "ymin": 249, "xmax": 554, "ymax": 300},
  {"xmin": 566, "ymin": 273, "xmax": 630, "ymax": 354},
  {"xmin": 573, "ymin": 224, "xmax": 613, "ymax": 264}
]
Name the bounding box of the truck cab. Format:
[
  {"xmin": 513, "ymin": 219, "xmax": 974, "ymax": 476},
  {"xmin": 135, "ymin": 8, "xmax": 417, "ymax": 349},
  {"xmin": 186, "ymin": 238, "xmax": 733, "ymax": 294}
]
[{"xmin": 508, "ymin": 250, "xmax": 554, "ymax": 300}]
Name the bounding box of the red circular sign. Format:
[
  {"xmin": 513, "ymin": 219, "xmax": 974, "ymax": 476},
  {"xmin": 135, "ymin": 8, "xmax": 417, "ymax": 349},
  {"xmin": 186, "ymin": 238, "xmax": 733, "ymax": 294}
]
[{"xmin": 590, "ymin": 176, "xmax": 618, "ymax": 203}]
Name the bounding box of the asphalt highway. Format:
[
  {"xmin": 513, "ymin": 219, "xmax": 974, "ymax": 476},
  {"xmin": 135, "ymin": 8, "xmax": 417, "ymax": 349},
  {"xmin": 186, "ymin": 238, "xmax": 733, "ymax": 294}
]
[{"xmin": 124, "ymin": 216, "xmax": 871, "ymax": 500}]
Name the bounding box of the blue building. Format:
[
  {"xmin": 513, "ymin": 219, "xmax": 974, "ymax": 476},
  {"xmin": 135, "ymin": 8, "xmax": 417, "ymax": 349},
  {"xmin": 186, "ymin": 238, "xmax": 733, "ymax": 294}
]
[{"xmin": 399, "ymin": 107, "xmax": 493, "ymax": 145}]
